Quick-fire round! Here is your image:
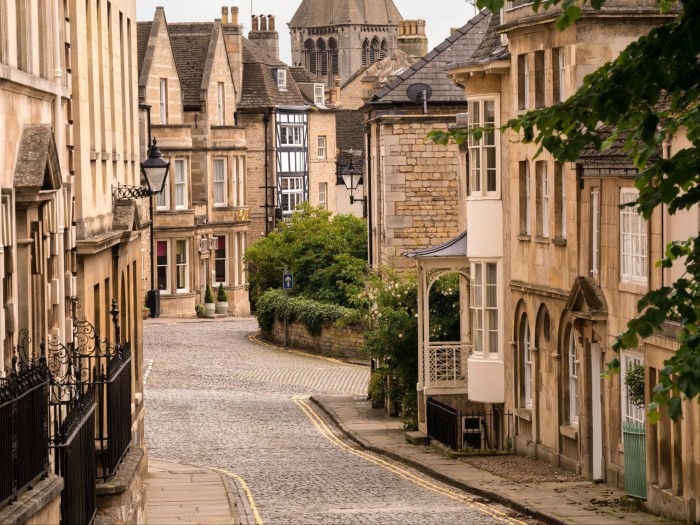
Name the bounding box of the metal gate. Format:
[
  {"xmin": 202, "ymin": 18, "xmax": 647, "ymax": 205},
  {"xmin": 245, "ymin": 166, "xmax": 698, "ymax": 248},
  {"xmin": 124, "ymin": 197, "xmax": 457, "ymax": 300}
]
[{"xmin": 623, "ymin": 422, "xmax": 646, "ymax": 499}]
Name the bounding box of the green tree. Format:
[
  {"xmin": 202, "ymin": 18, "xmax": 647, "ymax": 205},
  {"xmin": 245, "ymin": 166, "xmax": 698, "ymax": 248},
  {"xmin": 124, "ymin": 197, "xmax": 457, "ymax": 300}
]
[
  {"xmin": 245, "ymin": 203, "xmax": 368, "ymax": 308},
  {"xmin": 432, "ymin": 0, "xmax": 699, "ymax": 419}
]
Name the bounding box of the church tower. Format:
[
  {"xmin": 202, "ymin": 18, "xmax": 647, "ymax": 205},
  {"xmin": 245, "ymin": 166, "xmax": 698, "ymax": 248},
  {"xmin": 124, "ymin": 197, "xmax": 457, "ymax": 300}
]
[{"xmin": 288, "ymin": 0, "xmax": 403, "ymax": 86}]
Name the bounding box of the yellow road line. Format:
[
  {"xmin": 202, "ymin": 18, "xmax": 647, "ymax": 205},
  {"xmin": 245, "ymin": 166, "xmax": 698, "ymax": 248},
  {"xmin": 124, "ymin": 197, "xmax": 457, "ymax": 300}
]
[
  {"xmin": 248, "ymin": 332, "xmax": 363, "ymax": 367},
  {"xmin": 293, "ymin": 396, "xmax": 530, "ymax": 525},
  {"xmin": 212, "ymin": 467, "xmax": 264, "ymax": 525}
]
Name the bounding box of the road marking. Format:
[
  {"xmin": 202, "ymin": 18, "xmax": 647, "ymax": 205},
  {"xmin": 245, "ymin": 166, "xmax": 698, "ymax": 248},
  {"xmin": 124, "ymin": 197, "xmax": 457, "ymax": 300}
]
[
  {"xmin": 248, "ymin": 332, "xmax": 366, "ymax": 367},
  {"xmin": 293, "ymin": 396, "xmax": 530, "ymax": 525},
  {"xmin": 212, "ymin": 467, "xmax": 264, "ymax": 525}
]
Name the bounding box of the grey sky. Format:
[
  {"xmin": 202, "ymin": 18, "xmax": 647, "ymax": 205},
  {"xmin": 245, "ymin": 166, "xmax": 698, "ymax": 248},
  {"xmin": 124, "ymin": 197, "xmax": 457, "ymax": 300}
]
[{"xmin": 136, "ymin": 1, "xmax": 478, "ymax": 65}]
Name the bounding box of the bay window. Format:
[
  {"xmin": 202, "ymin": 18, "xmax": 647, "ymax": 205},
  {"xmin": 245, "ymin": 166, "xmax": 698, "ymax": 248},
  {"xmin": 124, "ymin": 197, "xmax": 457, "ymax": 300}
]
[{"xmin": 468, "ymin": 98, "xmax": 498, "ymax": 197}]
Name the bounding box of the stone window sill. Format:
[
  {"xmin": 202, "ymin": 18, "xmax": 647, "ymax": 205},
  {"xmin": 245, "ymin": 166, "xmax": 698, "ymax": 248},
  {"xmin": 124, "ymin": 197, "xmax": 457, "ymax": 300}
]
[
  {"xmin": 559, "ymin": 424, "xmax": 579, "ymax": 440},
  {"xmin": 534, "ymin": 236, "xmax": 550, "ymax": 244},
  {"xmin": 516, "ymin": 407, "xmax": 532, "ymax": 421},
  {"xmin": 517, "ymin": 234, "xmax": 531, "ymax": 241},
  {"xmin": 552, "ymin": 237, "xmax": 567, "ymax": 246}
]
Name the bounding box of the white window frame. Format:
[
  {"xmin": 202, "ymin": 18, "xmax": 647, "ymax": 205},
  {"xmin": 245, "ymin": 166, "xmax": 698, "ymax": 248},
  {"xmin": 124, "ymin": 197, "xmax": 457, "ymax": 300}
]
[
  {"xmin": 280, "ymin": 125, "xmax": 303, "ymax": 146},
  {"xmin": 518, "ymin": 54, "xmax": 529, "ymax": 111},
  {"xmin": 558, "ymin": 48, "xmax": 566, "ymax": 102},
  {"xmin": 174, "ymin": 239, "xmax": 189, "ymax": 293},
  {"xmin": 217, "ymin": 82, "xmax": 225, "ymax": 125},
  {"xmin": 156, "ymin": 176, "xmax": 170, "ymax": 210},
  {"xmin": 560, "ymin": 164, "xmax": 567, "ymax": 239},
  {"xmin": 620, "ymin": 188, "xmax": 648, "ymax": 283},
  {"xmin": 277, "ymin": 68, "xmax": 287, "ymax": 90},
  {"xmin": 213, "ymin": 158, "xmax": 227, "ymax": 207},
  {"xmin": 470, "ymin": 261, "xmax": 499, "ymax": 357},
  {"xmin": 523, "ymin": 320, "xmax": 532, "ymax": 408},
  {"xmin": 314, "ymin": 84, "xmax": 324, "ymax": 105},
  {"xmin": 174, "ymin": 159, "xmax": 187, "ymax": 209},
  {"xmin": 281, "ymin": 176, "xmax": 304, "ymax": 213},
  {"xmin": 238, "ymin": 232, "xmax": 246, "ymax": 285},
  {"xmin": 156, "ymin": 240, "xmax": 170, "ymax": 294},
  {"xmin": 539, "ymin": 161, "xmax": 549, "ymax": 238},
  {"xmin": 591, "ymin": 187, "xmax": 600, "ymax": 275},
  {"xmin": 523, "ymin": 161, "xmax": 531, "ymax": 235},
  {"xmin": 621, "ymin": 351, "xmax": 645, "ymax": 425},
  {"xmin": 214, "ymin": 235, "xmax": 227, "ymax": 285},
  {"xmin": 238, "ymin": 156, "xmax": 246, "ymax": 206},
  {"xmin": 318, "ymin": 182, "xmax": 327, "ymax": 209},
  {"xmin": 317, "ymin": 136, "xmax": 327, "ymax": 159},
  {"xmin": 467, "ymin": 97, "xmax": 499, "ymax": 197},
  {"xmin": 159, "ymin": 78, "xmax": 167, "ymax": 124},
  {"xmin": 568, "ymin": 330, "xmax": 579, "ymax": 425}
]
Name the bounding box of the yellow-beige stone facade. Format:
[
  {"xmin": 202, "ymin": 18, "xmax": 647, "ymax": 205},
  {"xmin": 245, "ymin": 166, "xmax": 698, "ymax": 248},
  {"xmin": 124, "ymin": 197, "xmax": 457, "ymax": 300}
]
[
  {"xmin": 1, "ymin": 0, "xmax": 148, "ymax": 522},
  {"xmin": 138, "ymin": 6, "xmax": 251, "ymax": 317}
]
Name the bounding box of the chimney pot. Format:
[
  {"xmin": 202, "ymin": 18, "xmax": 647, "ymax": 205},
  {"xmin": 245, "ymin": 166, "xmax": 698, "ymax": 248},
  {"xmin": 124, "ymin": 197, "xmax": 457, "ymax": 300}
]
[
  {"xmin": 251, "ymin": 15, "xmax": 258, "ymax": 31},
  {"xmin": 222, "ymin": 6, "xmax": 229, "ymax": 25},
  {"xmin": 418, "ymin": 20, "xmax": 426, "ymax": 35},
  {"xmin": 260, "ymin": 14, "xmax": 267, "ymax": 31},
  {"xmin": 399, "ymin": 20, "xmax": 405, "ymax": 36},
  {"xmin": 411, "ymin": 20, "xmax": 417, "ymax": 36},
  {"xmin": 268, "ymin": 15, "xmax": 276, "ymax": 31},
  {"xmin": 232, "ymin": 6, "xmax": 239, "ymax": 25}
]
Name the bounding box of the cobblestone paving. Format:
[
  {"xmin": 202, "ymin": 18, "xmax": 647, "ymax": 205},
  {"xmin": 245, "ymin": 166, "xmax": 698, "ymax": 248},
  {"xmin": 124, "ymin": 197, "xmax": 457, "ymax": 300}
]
[{"xmin": 144, "ymin": 318, "xmax": 543, "ymax": 525}]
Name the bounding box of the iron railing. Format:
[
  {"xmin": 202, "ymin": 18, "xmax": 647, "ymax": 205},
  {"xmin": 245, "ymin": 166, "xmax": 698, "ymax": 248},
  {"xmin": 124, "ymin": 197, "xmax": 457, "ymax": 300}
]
[
  {"xmin": 100, "ymin": 343, "xmax": 132, "ymax": 479},
  {"xmin": 53, "ymin": 388, "xmax": 97, "ymax": 525},
  {"xmin": 0, "ymin": 334, "xmax": 49, "ymax": 507},
  {"xmin": 426, "ymin": 397, "xmax": 459, "ymax": 450},
  {"xmin": 462, "ymin": 410, "xmax": 514, "ymax": 452}
]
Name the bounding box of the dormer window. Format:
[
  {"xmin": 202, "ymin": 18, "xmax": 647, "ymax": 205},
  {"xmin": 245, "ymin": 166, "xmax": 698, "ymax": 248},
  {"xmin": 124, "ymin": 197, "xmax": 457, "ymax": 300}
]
[
  {"xmin": 314, "ymin": 84, "xmax": 324, "ymax": 105},
  {"xmin": 276, "ymin": 68, "xmax": 287, "ymax": 90}
]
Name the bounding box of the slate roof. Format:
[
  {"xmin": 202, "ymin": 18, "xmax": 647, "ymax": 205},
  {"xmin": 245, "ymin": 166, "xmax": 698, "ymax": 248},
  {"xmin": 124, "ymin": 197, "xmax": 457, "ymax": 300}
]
[
  {"xmin": 168, "ymin": 23, "xmax": 215, "ymax": 110},
  {"xmin": 137, "ymin": 22, "xmax": 152, "ymax": 75},
  {"xmin": 336, "ymin": 110, "xmax": 365, "ymax": 173},
  {"xmin": 450, "ymin": 10, "xmax": 510, "ymax": 69},
  {"xmin": 403, "ymin": 230, "xmax": 468, "ymax": 259},
  {"xmin": 578, "ymin": 124, "xmax": 661, "ymax": 167},
  {"xmin": 369, "ymin": 11, "xmax": 490, "ymax": 104},
  {"xmin": 289, "ymin": 67, "xmax": 319, "ymax": 85},
  {"xmin": 239, "ymin": 38, "xmax": 306, "ymax": 109},
  {"xmin": 289, "ymin": 0, "xmax": 402, "ymax": 28}
]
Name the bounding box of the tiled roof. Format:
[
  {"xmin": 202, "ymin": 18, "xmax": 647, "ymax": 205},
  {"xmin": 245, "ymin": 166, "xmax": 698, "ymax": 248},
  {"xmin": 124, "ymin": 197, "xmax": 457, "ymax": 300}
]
[
  {"xmin": 451, "ymin": 10, "xmax": 509, "ymax": 69},
  {"xmin": 579, "ymin": 124, "xmax": 661, "ymax": 166},
  {"xmin": 336, "ymin": 110, "xmax": 365, "ymax": 172},
  {"xmin": 370, "ymin": 11, "xmax": 490, "ymax": 104},
  {"xmin": 137, "ymin": 22, "xmax": 152, "ymax": 75},
  {"xmin": 289, "ymin": 67, "xmax": 319, "ymax": 84},
  {"xmin": 239, "ymin": 38, "xmax": 306, "ymax": 109},
  {"xmin": 289, "ymin": 0, "xmax": 402, "ymax": 28},
  {"xmin": 168, "ymin": 23, "xmax": 215, "ymax": 110}
]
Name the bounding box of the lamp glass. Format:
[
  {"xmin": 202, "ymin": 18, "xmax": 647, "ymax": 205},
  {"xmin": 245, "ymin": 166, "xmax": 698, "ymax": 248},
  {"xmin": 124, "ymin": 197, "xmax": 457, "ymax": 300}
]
[{"xmin": 141, "ymin": 138, "xmax": 170, "ymax": 194}]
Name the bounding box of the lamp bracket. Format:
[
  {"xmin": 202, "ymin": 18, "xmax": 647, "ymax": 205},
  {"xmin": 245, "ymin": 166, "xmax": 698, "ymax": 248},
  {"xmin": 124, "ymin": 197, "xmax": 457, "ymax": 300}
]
[{"xmin": 112, "ymin": 183, "xmax": 153, "ymax": 201}]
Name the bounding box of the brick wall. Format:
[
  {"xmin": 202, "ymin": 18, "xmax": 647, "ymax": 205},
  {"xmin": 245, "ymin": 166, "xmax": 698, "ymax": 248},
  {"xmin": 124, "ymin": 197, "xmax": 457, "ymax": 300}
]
[{"xmin": 267, "ymin": 319, "xmax": 365, "ymax": 359}]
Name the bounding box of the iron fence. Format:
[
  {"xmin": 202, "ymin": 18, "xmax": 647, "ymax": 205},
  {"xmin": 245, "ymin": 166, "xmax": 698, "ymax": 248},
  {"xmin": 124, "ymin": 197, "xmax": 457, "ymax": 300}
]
[
  {"xmin": 623, "ymin": 422, "xmax": 647, "ymax": 499},
  {"xmin": 0, "ymin": 334, "xmax": 50, "ymax": 507},
  {"xmin": 462, "ymin": 410, "xmax": 513, "ymax": 452},
  {"xmin": 100, "ymin": 343, "xmax": 132, "ymax": 479},
  {"xmin": 426, "ymin": 397, "xmax": 459, "ymax": 450}
]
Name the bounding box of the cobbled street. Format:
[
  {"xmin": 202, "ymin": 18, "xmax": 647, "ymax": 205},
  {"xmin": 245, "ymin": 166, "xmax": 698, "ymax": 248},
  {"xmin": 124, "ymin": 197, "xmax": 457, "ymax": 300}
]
[{"xmin": 144, "ymin": 318, "xmax": 543, "ymax": 525}]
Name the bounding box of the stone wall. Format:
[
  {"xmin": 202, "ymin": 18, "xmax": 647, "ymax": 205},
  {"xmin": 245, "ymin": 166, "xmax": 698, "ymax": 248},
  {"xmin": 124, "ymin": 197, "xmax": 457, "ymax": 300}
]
[{"xmin": 268, "ymin": 319, "xmax": 365, "ymax": 359}]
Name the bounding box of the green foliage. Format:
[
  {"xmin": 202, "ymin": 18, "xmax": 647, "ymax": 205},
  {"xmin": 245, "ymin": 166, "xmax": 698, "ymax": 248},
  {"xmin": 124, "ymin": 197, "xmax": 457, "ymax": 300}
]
[
  {"xmin": 368, "ymin": 368, "xmax": 388, "ymax": 408},
  {"xmin": 245, "ymin": 203, "xmax": 368, "ymax": 307},
  {"xmin": 625, "ymin": 363, "xmax": 646, "ymax": 409},
  {"xmin": 217, "ymin": 283, "xmax": 228, "ymax": 302},
  {"xmin": 255, "ymin": 288, "xmax": 354, "ymax": 337},
  {"xmin": 204, "ymin": 283, "xmax": 214, "ymax": 304},
  {"xmin": 195, "ymin": 304, "xmax": 205, "ymax": 318},
  {"xmin": 361, "ymin": 270, "xmax": 461, "ymax": 428},
  {"xmin": 445, "ymin": 0, "xmax": 699, "ymax": 420}
]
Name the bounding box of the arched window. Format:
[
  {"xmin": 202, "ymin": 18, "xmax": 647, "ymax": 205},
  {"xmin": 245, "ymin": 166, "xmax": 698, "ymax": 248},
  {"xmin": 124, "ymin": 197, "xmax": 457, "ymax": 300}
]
[
  {"xmin": 370, "ymin": 37, "xmax": 380, "ymax": 64},
  {"xmin": 362, "ymin": 39, "xmax": 369, "ymax": 68},
  {"xmin": 329, "ymin": 38, "xmax": 339, "ymax": 75},
  {"xmin": 520, "ymin": 314, "xmax": 532, "ymax": 408},
  {"xmin": 380, "ymin": 39, "xmax": 388, "ymax": 60},
  {"xmin": 317, "ymin": 38, "xmax": 328, "ymax": 76},
  {"xmin": 304, "ymin": 39, "xmax": 317, "ymax": 76}
]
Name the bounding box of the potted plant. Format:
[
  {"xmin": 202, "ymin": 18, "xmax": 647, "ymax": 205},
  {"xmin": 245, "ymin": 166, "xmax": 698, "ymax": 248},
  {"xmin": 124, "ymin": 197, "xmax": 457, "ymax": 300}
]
[
  {"xmin": 215, "ymin": 283, "xmax": 229, "ymax": 315},
  {"xmin": 203, "ymin": 283, "xmax": 216, "ymax": 318},
  {"xmin": 142, "ymin": 306, "xmax": 150, "ymax": 320}
]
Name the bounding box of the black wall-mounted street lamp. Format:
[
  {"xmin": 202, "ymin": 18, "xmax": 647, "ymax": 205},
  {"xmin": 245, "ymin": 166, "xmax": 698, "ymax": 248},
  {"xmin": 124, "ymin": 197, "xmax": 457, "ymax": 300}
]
[
  {"xmin": 340, "ymin": 158, "xmax": 366, "ymax": 218},
  {"xmin": 113, "ymin": 137, "xmax": 170, "ymax": 317}
]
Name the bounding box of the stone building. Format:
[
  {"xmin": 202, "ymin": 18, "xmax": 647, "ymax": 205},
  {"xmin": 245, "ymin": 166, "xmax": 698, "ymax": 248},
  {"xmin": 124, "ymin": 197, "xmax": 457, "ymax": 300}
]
[
  {"xmin": 289, "ymin": 0, "xmax": 403, "ymax": 87},
  {"xmin": 1, "ymin": 0, "xmax": 147, "ymax": 523},
  {"xmin": 363, "ymin": 14, "xmax": 489, "ymax": 271},
  {"xmin": 137, "ymin": 7, "xmax": 251, "ymax": 317}
]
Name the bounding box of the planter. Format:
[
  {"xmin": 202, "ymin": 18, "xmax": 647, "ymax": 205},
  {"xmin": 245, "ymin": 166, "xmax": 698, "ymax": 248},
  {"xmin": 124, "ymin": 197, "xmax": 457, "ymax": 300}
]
[
  {"xmin": 215, "ymin": 301, "xmax": 229, "ymax": 315},
  {"xmin": 142, "ymin": 309, "xmax": 150, "ymax": 320},
  {"xmin": 203, "ymin": 302, "xmax": 216, "ymax": 318}
]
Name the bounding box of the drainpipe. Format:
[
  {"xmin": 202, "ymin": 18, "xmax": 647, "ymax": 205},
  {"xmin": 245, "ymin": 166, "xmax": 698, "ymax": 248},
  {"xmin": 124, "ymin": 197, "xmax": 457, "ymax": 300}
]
[
  {"xmin": 263, "ymin": 109, "xmax": 272, "ymax": 235},
  {"xmin": 365, "ymin": 119, "xmax": 373, "ymax": 267}
]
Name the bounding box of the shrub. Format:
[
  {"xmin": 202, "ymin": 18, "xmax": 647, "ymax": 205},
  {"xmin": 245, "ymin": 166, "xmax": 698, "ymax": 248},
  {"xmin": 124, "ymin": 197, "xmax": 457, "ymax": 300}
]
[
  {"xmin": 195, "ymin": 304, "xmax": 205, "ymax": 318},
  {"xmin": 625, "ymin": 363, "xmax": 645, "ymax": 408},
  {"xmin": 204, "ymin": 283, "xmax": 214, "ymax": 304},
  {"xmin": 217, "ymin": 283, "xmax": 228, "ymax": 302}
]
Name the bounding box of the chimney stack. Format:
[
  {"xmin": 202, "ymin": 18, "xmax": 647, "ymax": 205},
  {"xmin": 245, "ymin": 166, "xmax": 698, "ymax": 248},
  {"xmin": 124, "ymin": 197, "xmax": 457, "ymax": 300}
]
[
  {"xmin": 397, "ymin": 19, "xmax": 428, "ymax": 58},
  {"xmin": 221, "ymin": 6, "xmax": 229, "ymax": 24},
  {"xmin": 222, "ymin": 5, "xmax": 243, "ymax": 107},
  {"xmin": 248, "ymin": 12, "xmax": 279, "ymax": 60}
]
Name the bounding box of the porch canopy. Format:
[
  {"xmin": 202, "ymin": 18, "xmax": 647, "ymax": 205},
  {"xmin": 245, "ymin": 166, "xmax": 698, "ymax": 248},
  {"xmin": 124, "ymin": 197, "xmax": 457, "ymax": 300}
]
[{"xmin": 403, "ymin": 231, "xmax": 470, "ymax": 394}]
